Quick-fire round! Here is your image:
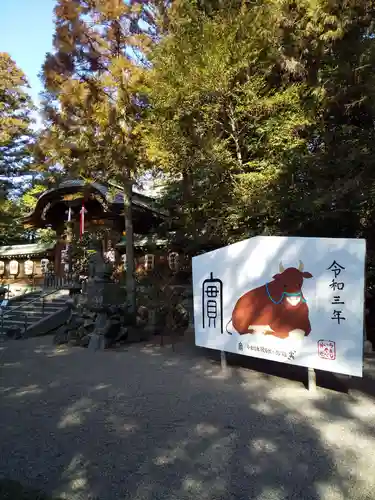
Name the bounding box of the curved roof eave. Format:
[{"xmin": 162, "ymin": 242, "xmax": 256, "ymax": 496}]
[
  {"xmin": 36, "ymin": 180, "xmax": 108, "ymax": 203},
  {"xmin": 21, "ymin": 180, "xmax": 170, "ymax": 224}
]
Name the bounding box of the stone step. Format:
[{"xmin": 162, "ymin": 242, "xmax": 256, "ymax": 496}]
[
  {"xmin": 9, "ymin": 303, "xmax": 64, "ymax": 311},
  {"xmin": 1, "ymin": 311, "xmax": 64, "ymax": 333},
  {"xmin": 1, "ymin": 318, "xmax": 43, "ymax": 328},
  {"xmin": 6, "ymin": 295, "xmax": 69, "ymax": 308},
  {"xmin": 42, "ymin": 299, "xmax": 70, "ymax": 306},
  {"xmin": 0, "ymin": 288, "xmax": 71, "ymax": 336},
  {"xmin": 1, "ymin": 295, "xmax": 69, "ymax": 330},
  {"xmin": 47, "ymin": 299, "xmax": 69, "ymax": 305},
  {"xmin": 1, "ymin": 306, "xmax": 65, "ymax": 326},
  {"xmin": 4, "ymin": 305, "xmax": 65, "ymax": 317},
  {"xmin": 4, "ymin": 307, "xmax": 47, "ymax": 316},
  {"xmin": 7, "ymin": 296, "xmax": 47, "ymax": 307},
  {"xmin": 8, "ymin": 297, "xmax": 40, "ymax": 306}
]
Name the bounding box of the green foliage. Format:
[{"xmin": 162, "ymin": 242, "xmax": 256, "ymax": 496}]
[
  {"xmin": 0, "ymin": 53, "xmax": 36, "ymax": 245},
  {"xmin": 0, "ymin": 52, "xmax": 35, "ymax": 181},
  {"xmin": 20, "ymin": 184, "xmax": 46, "ymax": 211},
  {"xmin": 145, "ymin": 0, "xmax": 375, "ymax": 254},
  {"xmin": 69, "ymin": 233, "xmax": 93, "ymax": 277},
  {"xmin": 144, "ymin": 3, "xmax": 307, "ymax": 242},
  {"xmin": 35, "ymin": 227, "xmax": 57, "ymax": 245},
  {"xmin": 38, "ymin": 0, "xmax": 166, "ymax": 311},
  {"xmin": 0, "ymin": 206, "xmax": 27, "ymax": 245},
  {"xmin": 39, "ymin": 0, "xmax": 153, "ymax": 182}
]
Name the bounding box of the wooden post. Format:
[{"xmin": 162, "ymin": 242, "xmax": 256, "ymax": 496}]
[
  {"xmin": 308, "ymin": 367, "xmax": 316, "ymax": 391},
  {"xmin": 364, "ymin": 254, "xmax": 371, "ymax": 353},
  {"xmin": 123, "ymin": 177, "xmax": 136, "ymax": 315},
  {"xmin": 220, "ymin": 350, "xmax": 227, "ymax": 372}
]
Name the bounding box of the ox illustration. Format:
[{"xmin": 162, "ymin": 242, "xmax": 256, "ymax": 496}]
[{"xmin": 230, "ymin": 261, "xmax": 313, "ymax": 340}]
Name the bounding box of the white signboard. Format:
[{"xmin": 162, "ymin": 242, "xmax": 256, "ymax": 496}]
[
  {"xmin": 192, "ymin": 236, "xmax": 366, "ymax": 377},
  {"xmin": 24, "ymin": 259, "xmax": 34, "ymax": 276},
  {"xmin": 9, "ymin": 260, "xmax": 19, "ymax": 276}
]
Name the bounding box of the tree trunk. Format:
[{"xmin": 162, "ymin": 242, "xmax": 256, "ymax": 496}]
[
  {"xmin": 227, "ymin": 103, "xmax": 243, "ymax": 168},
  {"xmin": 182, "ymin": 167, "xmax": 198, "ymax": 241},
  {"xmin": 182, "ymin": 168, "xmax": 192, "ymax": 201},
  {"xmin": 123, "ymin": 177, "xmax": 136, "ymax": 314}
]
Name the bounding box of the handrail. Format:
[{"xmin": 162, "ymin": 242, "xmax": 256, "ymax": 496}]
[{"xmin": 0, "ymin": 288, "xmax": 65, "ymax": 319}]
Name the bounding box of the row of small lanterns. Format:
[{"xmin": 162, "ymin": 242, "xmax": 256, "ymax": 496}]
[{"xmin": 0, "ymin": 258, "xmax": 50, "ymax": 277}]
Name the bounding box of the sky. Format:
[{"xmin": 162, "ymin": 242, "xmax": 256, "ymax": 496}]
[{"xmin": 0, "ymin": 0, "xmax": 55, "ymax": 109}]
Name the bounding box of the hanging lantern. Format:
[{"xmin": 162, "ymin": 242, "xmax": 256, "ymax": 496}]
[
  {"xmin": 9, "ymin": 260, "xmax": 19, "ymax": 276},
  {"xmin": 24, "ymin": 259, "xmax": 34, "ymax": 276},
  {"xmin": 0, "ymin": 261, "xmax": 4, "ymax": 276},
  {"xmin": 105, "ymin": 248, "xmax": 116, "ymax": 263},
  {"xmin": 61, "ymin": 249, "xmax": 68, "ymax": 263},
  {"xmin": 40, "ymin": 258, "xmax": 49, "ymax": 274}
]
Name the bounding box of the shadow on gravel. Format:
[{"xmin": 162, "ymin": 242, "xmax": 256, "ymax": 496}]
[
  {"xmin": 0, "ymin": 337, "xmax": 374, "ymax": 500},
  {"xmin": 0, "ymin": 479, "xmax": 60, "ymax": 500},
  {"xmin": 177, "ymin": 342, "xmax": 374, "ymax": 396}
]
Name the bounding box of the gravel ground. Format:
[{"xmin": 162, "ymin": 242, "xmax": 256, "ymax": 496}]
[{"xmin": 0, "ymin": 336, "xmax": 374, "ymax": 500}]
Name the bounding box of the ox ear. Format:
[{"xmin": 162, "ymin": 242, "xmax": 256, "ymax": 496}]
[
  {"xmin": 302, "ymin": 271, "xmax": 313, "ymax": 279},
  {"xmin": 272, "ymin": 273, "xmax": 281, "ymax": 280}
]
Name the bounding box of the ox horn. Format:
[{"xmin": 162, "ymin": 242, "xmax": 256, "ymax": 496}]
[
  {"xmin": 298, "ymin": 260, "xmax": 304, "ymax": 272},
  {"xmin": 279, "ymin": 261, "xmax": 285, "ymax": 273}
]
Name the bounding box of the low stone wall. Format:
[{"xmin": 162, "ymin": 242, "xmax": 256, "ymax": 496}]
[{"xmin": 51, "ymin": 281, "xmax": 194, "ymax": 349}]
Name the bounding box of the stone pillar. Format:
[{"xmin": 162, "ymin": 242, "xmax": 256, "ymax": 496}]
[
  {"xmin": 86, "ymin": 278, "xmax": 105, "ymax": 308},
  {"xmin": 364, "ymin": 291, "xmax": 373, "ymax": 353},
  {"xmin": 364, "ymin": 308, "xmax": 373, "ymax": 353},
  {"xmin": 182, "ymin": 286, "xmax": 195, "ymax": 344}
]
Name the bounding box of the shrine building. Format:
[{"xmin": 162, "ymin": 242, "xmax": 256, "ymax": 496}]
[{"xmin": 0, "ymin": 179, "xmax": 182, "ymax": 284}]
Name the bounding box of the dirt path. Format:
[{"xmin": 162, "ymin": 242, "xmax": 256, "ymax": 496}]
[{"xmin": 0, "ymin": 337, "xmax": 374, "ymax": 500}]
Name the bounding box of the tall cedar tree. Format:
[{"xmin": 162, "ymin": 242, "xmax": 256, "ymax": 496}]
[
  {"xmin": 145, "ymin": 0, "xmax": 375, "ymax": 249},
  {"xmin": 0, "ymin": 52, "xmax": 35, "ymax": 244},
  {"xmin": 40, "ymin": 0, "xmax": 165, "ymax": 312},
  {"xmin": 145, "ymin": 2, "xmax": 311, "ymax": 245}
]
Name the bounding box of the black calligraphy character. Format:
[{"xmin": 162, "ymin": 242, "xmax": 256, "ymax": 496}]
[
  {"xmin": 206, "ymin": 284, "xmax": 219, "ymax": 299},
  {"xmin": 327, "ymin": 261, "xmax": 345, "ymax": 279},
  {"xmin": 206, "ymin": 300, "xmax": 217, "ymax": 328},
  {"xmin": 332, "ymin": 310, "xmax": 346, "ymax": 324},
  {"xmin": 202, "ymin": 273, "xmax": 223, "ymax": 333},
  {"xmin": 238, "ymin": 342, "xmax": 243, "ymax": 352},
  {"xmin": 329, "ymin": 279, "xmax": 344, "ymax": 292},
  {"xmin": 288, "ymin": 350, "xmax": 296, "ymax": 361},
  {"xmin": 332, "ymin": 296, "xmax": 345, "ymax": 305}
]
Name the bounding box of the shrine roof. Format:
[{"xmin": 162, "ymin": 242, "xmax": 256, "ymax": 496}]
[
  {"xmin": 40, "ymin": 180, "xmax": 108, "ymax": 200},
  {"xmin": 36, "ymin": 180, "xmax": 163, "ymax": 210},
  {"xmin": 0, "ymin": 242, "xmax": 55, "ymax": 258},
  {"xmin": 22, "ymin": 180, "xmax": 167, "ymax": 229}
]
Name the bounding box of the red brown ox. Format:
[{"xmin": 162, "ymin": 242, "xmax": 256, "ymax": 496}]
[{"xmin": 231, "ymin": 261, "xmax": 313, "ymax": 340}]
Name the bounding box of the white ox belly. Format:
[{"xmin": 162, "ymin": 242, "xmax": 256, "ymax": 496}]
[
  {"xmin": 287, "ymin": 328, "xmax": 305, "ymax": 341},
  {"xmin": 248, "ymin": 325, "xmax": 306, "ymax": 341}
]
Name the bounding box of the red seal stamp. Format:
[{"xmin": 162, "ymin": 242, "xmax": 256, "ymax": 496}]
[{"xmin": 318, "ymin": 340, "xmax": 336, "ymax": 360}]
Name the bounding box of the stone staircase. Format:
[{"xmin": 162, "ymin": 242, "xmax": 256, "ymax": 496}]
[{"xmin": 0, "ymin": 289, "xmax": 70, "ymax": 338}]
